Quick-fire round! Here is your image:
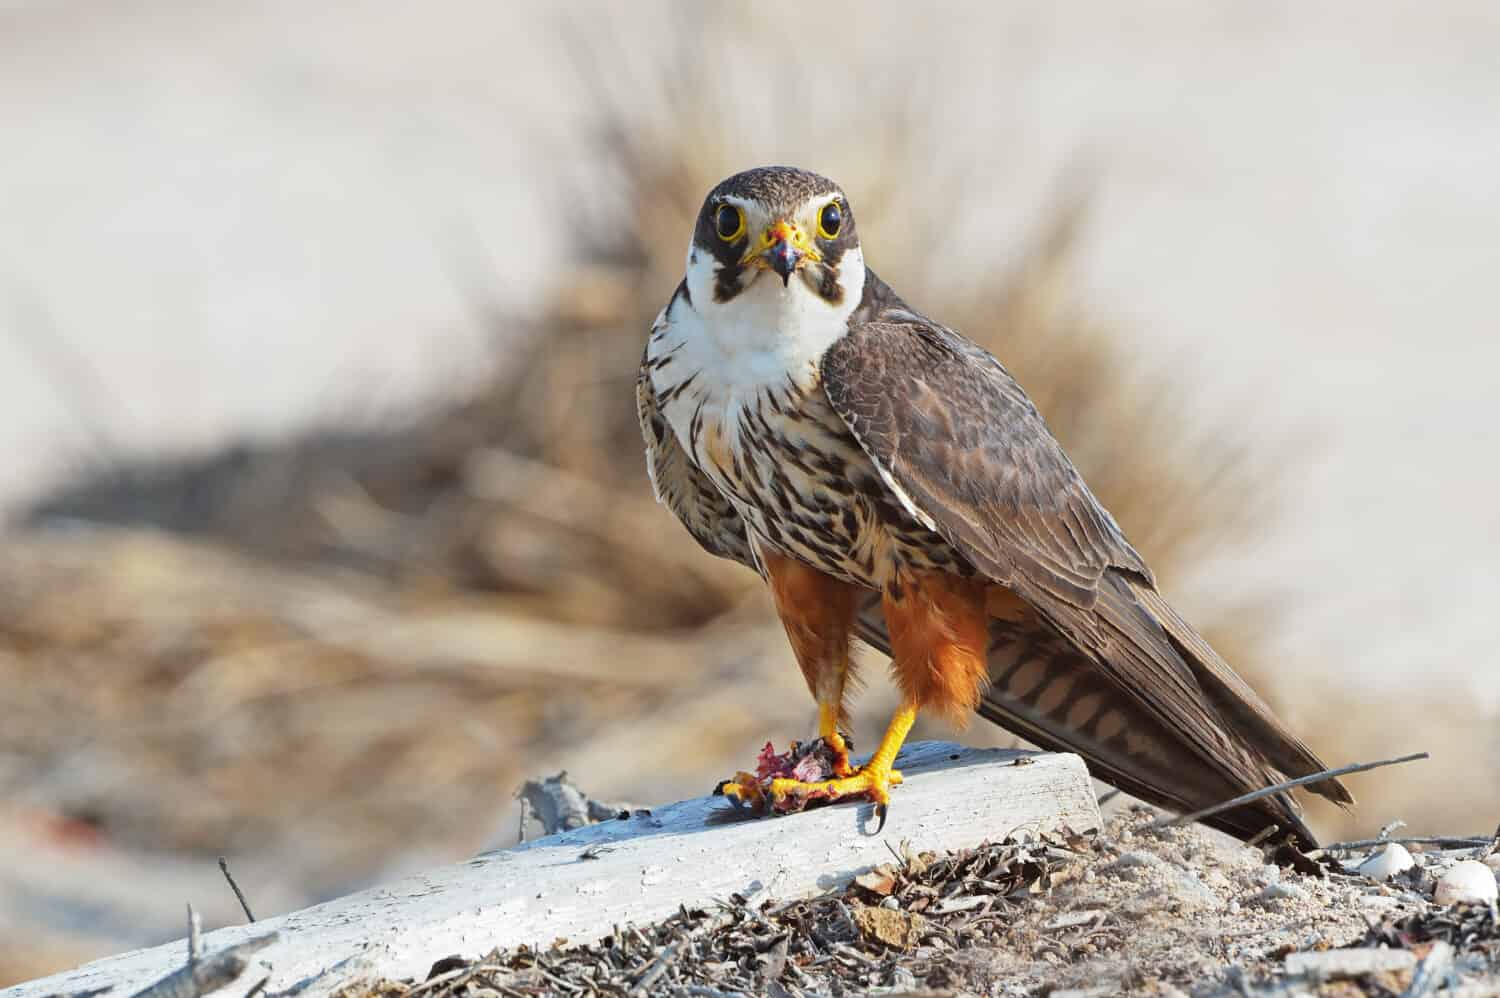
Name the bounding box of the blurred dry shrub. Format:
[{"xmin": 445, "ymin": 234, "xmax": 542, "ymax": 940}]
[{"xmin": 7, "ymin": 16, "xmax": 1489, "ymax": 982}]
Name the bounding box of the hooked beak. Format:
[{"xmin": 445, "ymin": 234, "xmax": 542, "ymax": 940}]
[{"xmin": 759, "ymin": 220, "xmax": 808, "ymax": 286}]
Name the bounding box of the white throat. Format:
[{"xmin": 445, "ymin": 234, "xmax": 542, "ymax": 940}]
[
  {"xmin": 647, "ymin": 242, "xmax": 866, "ymax": 503},
  {"xmin": 674, "ymin": 244, "xmax": 866, "ymax": 396}
]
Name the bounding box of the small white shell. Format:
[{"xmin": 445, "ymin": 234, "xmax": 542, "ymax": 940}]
[
  {"xmin": 1357, "ymin": 843, "xmax": 1415, "ymax": 881},
  {"xmin": 1433, "ymin": 860, "xmax": 1499, "ymax": 906}
]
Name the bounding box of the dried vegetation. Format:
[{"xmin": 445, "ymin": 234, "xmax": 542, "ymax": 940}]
[{"xmin": 331, "ymin": 809, "xmax": 1500, "ymax": 997}]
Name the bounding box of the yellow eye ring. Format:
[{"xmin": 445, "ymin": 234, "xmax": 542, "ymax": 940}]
[
  {"xmin": 714, "ymin": 204, "xmax": 746, "ymax": 242},
  {"xmin": 817, "ymin": 199, "xmax": 843, "ymax": 240}
]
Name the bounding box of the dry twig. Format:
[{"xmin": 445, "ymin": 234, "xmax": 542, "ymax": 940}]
[
  {"xmin": 1313, "ymin": 835, "xmax": 1494, "ymax": 856},
  {"xmin": 218, "ymin": 857, "xmax": 256, "ymax": 923},
  {"xmin": 1155, "ymin": 752, "xmax": 1430, "ymax": 831},
  {"xmin": 187, "ymin": 905, "xmax": 202, "ymax": 963}
]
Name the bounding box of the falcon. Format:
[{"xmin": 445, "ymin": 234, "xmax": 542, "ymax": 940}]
[{"xmin": 637, "ymin": 166, "xmax": 1350, "ymax": 846}]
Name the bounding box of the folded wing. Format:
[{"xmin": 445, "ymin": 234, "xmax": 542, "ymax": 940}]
[{"xmin": 823, "ymin": 304, "xmax": 1350, "ymax": 845}]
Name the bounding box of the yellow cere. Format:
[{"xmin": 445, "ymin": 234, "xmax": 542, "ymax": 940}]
[{"xmin": 743, "ymin": 220, "xmax": 823, "ymax": 267}]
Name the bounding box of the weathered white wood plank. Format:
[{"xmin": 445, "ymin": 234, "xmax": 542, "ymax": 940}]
[{"xmin": 5, "ymin": 742, "xmax": 1099, "ymax": 998}]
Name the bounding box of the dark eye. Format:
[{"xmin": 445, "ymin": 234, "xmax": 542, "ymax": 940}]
[
  {"xmin": 817, "ymin": 200, "xmax": 842, "ymax": 239},
  {"xmin": 714, "ymin": 204, "xmax": 745, "ymax": 241}
]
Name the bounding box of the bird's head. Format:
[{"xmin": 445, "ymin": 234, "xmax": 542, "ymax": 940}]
[{"xmin": 685, "ymin": 166, "xmax": 865, "ymax": 311}]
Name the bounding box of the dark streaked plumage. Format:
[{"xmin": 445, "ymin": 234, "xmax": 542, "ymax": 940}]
[
  {"xmin": 639, "ymin": 166, "xmax": 1350, "ymax": 846},
  {"xmin": 637, "ymin": 351, "xmax": 753, "ymax": 567}
]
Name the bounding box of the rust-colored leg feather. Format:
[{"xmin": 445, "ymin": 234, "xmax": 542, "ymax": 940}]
[
  {"xmin": 761, "ymin": 549, "xmax": 862, "ymax": 722},
  {"xmin": 759, "ymin": 549, "xmax": 861, "ymax": 774},
  {"xmin": 883, "ymin": 569, "xmax": 991, "ymax": 727},
  {"xmin": 721, "ymin": 558, "xmax": 993, "ymax": 822}
]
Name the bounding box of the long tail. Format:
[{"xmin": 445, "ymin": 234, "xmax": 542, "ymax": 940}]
[{"xmin": 854, "ymin": 573, "xmax": 1350, "ymax": 848}]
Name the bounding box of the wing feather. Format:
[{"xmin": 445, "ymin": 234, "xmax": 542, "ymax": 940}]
[
  {"xmin": 821, "ymin": 313, "xmax": 1149, "ymax": 602},
  {"xmin": 822, "ymin": 293, "xmax": 1350, "ymax": 836}
]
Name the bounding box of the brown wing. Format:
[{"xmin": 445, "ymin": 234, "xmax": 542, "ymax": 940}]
[
  {"xmin": 824, "ymin": 310, "xmax": 1152, "ymax": 606},
  {"xmin": 637, "ymin": 353, "xmax": 755, "ymax": 570},
  {"xmin": 823, "ymin": 303, "xmax": 1350, "ymax": 843}
]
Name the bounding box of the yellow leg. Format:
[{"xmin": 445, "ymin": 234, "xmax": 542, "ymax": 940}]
[
  {"xmin": 818, "ymin": 702, "xmax": 855, "ymax": 778},
  {"xmin": 773, "ymin": 700, "xmax": 912, "ymax": 803},
  {"xmin": 722, "ymin": 702, "xmax": 915, "ymax": 829},
  {"xmin": 753, "ymin": 547, "xmax": 862, "ymax": 779}
]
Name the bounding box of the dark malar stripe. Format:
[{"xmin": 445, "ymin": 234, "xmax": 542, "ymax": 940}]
[{"xmin": 657, "ymin": 370, "xmax": 700, "ymax": 404}]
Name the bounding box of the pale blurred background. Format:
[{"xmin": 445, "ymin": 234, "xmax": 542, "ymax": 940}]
[{"xmin": 2, "ymin": 0, "xmax": 1497, "ymax": 985}]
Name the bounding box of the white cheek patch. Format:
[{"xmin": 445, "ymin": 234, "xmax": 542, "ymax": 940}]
[{"xmin": 685, "ymin": 246, "xmax": 865, "ymax": 381}]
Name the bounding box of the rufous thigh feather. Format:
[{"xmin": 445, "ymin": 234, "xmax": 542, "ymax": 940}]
[
  {"xmin": 759, "ymin": 547, "xmax": 864, "ymax": 725},
  {"xmin": 881, "ymin": 569, "xmax": 991, "ymax": 726}
]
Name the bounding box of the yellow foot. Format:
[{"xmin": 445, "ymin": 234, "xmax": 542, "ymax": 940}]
[
  {"xmin": 720, "ymin": 703, "xmax": 917, "ymax": 832},
  {"xmin": 718, "ymin": 761, "xmax": 904, "ymax": 829},
  {"xmin": 769, "ymin": 764, "xmax": 905, "ymax": 807},
  {"xmin": 816, "ymin": 704, "xmax": 857, "ymax": 778},
  {"xmin": 824, "ymin": 729, "xmax": 856, "ymax": 779}
]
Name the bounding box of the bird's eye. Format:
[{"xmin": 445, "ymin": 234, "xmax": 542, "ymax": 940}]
[
  {"xmin": 817, "ymin": 200, "xmax": 843, "ymax": 239},
  {"xmin": 714, "ymin": 204, "xmax": 745, "ymax": 242}
]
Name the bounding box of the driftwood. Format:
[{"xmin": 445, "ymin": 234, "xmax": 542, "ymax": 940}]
[
  {"xmin": 515, "ymin": 772, "xmax": 636, "ymax": 839},
  {"xmin": 6, "ymin": 742, "xmax": 1098, "ymax": 998},
  {"xmin": 127, "ymin": 933, "xmax": 277, "ymax": 998}
]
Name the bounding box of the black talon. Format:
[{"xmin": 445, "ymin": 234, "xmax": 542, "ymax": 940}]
[{"xmin": 874, "ymin": 802, "xmax": 889, "ymax": 834}]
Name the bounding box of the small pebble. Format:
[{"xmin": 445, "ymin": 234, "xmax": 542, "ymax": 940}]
[
  {"xmin": 1252, "ymin": 865, "xmax": 1281, "ymax": 887},
  {"xmin": 879, "ymin": 896, "xmax": 899, "ymax": 910},
  {"xmin": 1169, "ymin": 868, "xmax": 1219, "ymax": 909},
  {"xmin": 1433, "ymin": 860, "xmax": 1498, "ymax": 906},
  {"xmin": 1252, "ymin": 882, "xmax": 1307, "ymax": 905},
  {"xmin": 1358, "ymin": 843, "xmax": 1415, "ymax": 881},
  {"xmin": 1359, "ymin": 895, "xmax": 1401, "ymax": 914},
  {"xmin": 1285, "ymin": 948, "xmax": 1415, "ymax": 980},
  {"xmin": 1104, "ymin": 851, "xmax": 1161, "ymax": 877}
]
